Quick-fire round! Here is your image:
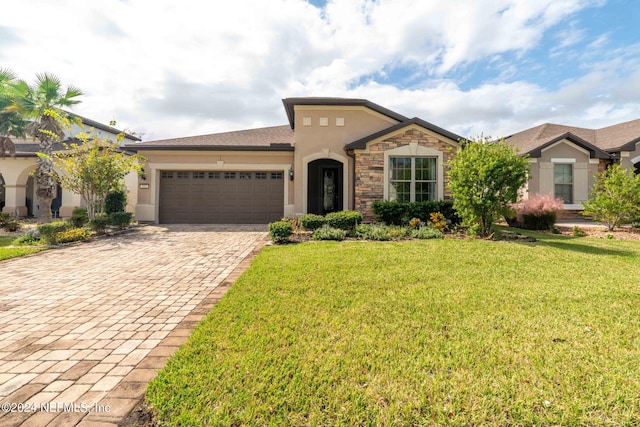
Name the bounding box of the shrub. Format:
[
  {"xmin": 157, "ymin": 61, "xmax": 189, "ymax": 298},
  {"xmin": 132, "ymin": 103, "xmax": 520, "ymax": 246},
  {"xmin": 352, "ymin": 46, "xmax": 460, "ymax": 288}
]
[
  {"xmin": 325, "ymin": 211, "xmax": 362, "ymax": 230},
  {"xmin": 312, "ymin": 226, "xmax": 346, "ymax": 241},
  {"xmin": 108, "ymin": 212, "xmax": 133, "ymax": 229},
  {"xmin": 89, "ymin": 215, "xmax": 110, "ymax": 234},
  {"xmin": 573, "ymin": 226, "xmax": 586, "ymax": 237},
  {"xmin": 37, "ymin": 221, "xmax": 71, "ymax": 245},
  {"xmin": 371, "ymin": 201, "xmax": 407, "ymax": 225},
  {"xmin": 13, "ymin": 232, "xmax": 40, "ymax": 246},
  {"xmin": 372, "ymin": 200, "xmax": 460, "ymax": 226},
  {"xmin": 515, "ymin": 194, "xmax": 564, "ymax": 230},
  {"xmin": 299, "ymin": 214, "xmax": 326, "ymax": 230},
  {"xmin": 354, "ymin": 224, "xmax": 390, "ymax": 241},
  {"xmin": 55, "ymin": 227, "xmax": 91, "ymax": 244},
  {"xmin": 448, "ymin": 137, "xmax": 530, "ymax": 236},
  {"xmin": 4, "ymin": 221, "xmax": 19, "ymax": 232},
  {"xmin": 268, "ymin": 220, "xmax": 293, "ymax": 243},
  {"xmin": 430, "ymin": 212, "xmax": 447, "ymax": 232},
  {"xmin": 582, "ymin": 164, "xmax": 640, "ymax": 231},
  {"xmin": 70, "ymin": 207, "xmax": 89, "ymax": 227},
  {"xmin": 105, "ymin": 189, "xmax": 127, "ymax": 214},
  {"xmin": 411, "ymin": 227, "xmax": 444, "ymax": 239},
  {"xmin": 0, "ymin": 212, "xmax": 10, "ymax": 226},
  {"xmin": 352, "ymin": 224, "xmax": 409, "ymax": 241},
  {"xmin": 409, "ymin": 218, "xmax": 421, "ymax": 229}
]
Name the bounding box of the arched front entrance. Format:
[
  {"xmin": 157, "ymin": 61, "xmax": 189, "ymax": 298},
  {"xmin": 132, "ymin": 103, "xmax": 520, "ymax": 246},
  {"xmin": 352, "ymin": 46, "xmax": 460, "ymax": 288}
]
[
  {"xmin": 26, "ymin": 176, "xmax": 62, "ymax": 218},
  {"xmin": 307, "ymin": 159, "xmax": 343, "ymax": 215}
]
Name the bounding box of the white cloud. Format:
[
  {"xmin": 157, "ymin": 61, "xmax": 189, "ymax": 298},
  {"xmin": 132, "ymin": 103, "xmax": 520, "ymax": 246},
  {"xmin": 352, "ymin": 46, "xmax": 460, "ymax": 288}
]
[{"xmin": 1, "ymin": 0, "xmax": 636, "ymax": 142}]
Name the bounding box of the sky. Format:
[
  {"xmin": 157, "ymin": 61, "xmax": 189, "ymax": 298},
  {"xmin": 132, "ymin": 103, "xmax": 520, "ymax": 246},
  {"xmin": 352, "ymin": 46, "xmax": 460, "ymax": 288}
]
[{"xmin": 1, "ymin": 0, "xmax": 639, "ymax": 142}]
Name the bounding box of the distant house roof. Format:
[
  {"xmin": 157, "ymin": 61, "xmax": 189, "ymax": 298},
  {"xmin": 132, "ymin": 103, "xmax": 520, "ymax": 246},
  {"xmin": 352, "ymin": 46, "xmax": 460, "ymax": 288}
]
[
  {"xmin": 126, "ymin": 125, "xmax": 294, "ymax": 152},
  {"xmin": 345, "ymin": 117, "xmax": 463, "ymax": 150},
  {"xmin": 505, "ymin": 118, "xmax": 640, "ymax": 158},
  {"xmin": 73, "ymin": 113, "xmax": 142, "ymax": 142},
  {"xmin": 282, "ymin": 97, "xmax": 409, "ymax": 129}
]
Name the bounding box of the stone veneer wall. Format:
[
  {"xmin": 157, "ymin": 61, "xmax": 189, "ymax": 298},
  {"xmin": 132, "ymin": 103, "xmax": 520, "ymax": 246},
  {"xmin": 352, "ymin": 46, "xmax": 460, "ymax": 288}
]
[{"xmin": 353, "ymin": 128, "xmax": 456, "ymax": 222}]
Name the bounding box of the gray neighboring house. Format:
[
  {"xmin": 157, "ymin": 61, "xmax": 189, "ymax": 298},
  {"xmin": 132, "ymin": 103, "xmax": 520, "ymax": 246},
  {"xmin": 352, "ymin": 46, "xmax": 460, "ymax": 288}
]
[{"xmin": 505, "ymin": 118, "xmax": 640, "ymax": 210}]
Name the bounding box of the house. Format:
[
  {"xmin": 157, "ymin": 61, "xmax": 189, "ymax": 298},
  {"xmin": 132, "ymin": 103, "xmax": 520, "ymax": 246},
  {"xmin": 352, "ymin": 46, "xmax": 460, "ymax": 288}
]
[
  {"xmin": 505, "ymin": 118, "xmax": 640, "ymax": 209},
  {"xmin": 126, "ymin": 97, "xmax": 462, "ymax": 224},
  {"xmin": 0, "ymin": 116, "xmax": 140, "ymax": 218}
]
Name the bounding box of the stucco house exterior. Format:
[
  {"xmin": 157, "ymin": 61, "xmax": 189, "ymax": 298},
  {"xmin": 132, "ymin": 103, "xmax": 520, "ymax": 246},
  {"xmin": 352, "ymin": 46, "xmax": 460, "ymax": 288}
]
[
  {"xmin": 505, "ymin": 119, "xmax": 640, "ymax": 210},
  {"xmin": 126, "ymin": 97, "xmax": 462, "ymax": 224},
  {"xmin": 0, "ymin": 115, "xmax": 140, "ymax": 218}
]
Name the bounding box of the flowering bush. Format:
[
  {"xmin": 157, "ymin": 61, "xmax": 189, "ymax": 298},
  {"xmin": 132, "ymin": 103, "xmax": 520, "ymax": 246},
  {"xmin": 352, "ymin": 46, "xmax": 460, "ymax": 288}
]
[{"xmin": 514, "ymin": 194, "xmax": 564, "ymax": 230}]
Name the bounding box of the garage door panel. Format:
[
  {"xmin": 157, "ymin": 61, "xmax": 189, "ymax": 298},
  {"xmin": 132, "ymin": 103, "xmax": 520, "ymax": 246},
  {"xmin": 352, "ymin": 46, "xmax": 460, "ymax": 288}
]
[{"xmin": 159, "ymin": 170, "xmax": 284, "ymax": 224}]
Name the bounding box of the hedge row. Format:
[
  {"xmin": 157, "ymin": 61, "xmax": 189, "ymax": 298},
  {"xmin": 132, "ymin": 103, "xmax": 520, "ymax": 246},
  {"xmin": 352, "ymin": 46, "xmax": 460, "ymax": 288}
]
[{"xmin": 371, "ymin": 200, "xmax": 460, "ymax": 226}]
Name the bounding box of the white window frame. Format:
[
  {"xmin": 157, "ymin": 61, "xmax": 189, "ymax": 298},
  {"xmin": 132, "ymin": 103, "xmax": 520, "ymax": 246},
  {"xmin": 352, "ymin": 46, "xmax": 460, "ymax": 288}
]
[
  {"xmin": 388, "ymin": 156, "xmax": 437, "ymax": 202},
  {"xmin": 383, "ymin": 144, "xmax": 444, "ymax": 202},
  {"xmin": 554, "ymin": 163, "xmax": 573, "ymax": 204}
]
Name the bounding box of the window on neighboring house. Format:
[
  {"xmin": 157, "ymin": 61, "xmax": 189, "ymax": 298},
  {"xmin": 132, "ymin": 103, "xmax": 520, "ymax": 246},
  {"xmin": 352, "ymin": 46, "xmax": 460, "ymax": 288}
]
[
  {"xmin": 389, "ymin": 157, "xmax": 437, "ymax": 202},
  {"xmin": 554, "ymin": 163, "xmax": 573, "ymax": 204}
]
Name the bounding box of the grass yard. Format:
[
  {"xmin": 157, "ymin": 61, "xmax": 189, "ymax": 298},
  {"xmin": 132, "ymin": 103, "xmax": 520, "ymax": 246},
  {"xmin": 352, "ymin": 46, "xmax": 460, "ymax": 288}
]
[
  {"xmin": 147, "ymin": 233, "xmax": 640, "ymax": 426},
  {"xmin": 0, "ymin": 235, "xmax": 44, "ymax": 260}
]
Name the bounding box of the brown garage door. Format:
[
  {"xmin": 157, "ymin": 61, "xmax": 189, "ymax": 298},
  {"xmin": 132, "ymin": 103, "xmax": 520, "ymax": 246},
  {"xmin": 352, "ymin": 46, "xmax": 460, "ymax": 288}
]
[{"xmin": 159, "ymin": 170, "xmax": 284, "ymax": 224}]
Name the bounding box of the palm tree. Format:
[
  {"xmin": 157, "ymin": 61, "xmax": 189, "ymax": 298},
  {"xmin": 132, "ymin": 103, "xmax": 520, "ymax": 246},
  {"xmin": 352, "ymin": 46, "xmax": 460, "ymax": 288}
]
[
  {"xmin": 0, "ymin": 68, "xmax": 27, "ymax": 158},
  {"xmin": 11, "ymin": 73, "xmax": 82, "ymax": 223}
]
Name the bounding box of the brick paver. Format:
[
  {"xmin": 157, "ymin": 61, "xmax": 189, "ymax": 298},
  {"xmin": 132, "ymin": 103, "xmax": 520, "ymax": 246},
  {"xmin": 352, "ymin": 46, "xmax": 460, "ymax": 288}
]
[{"xmin": 0, "ymin": 224, "xmax": 267, "ymax": 426}]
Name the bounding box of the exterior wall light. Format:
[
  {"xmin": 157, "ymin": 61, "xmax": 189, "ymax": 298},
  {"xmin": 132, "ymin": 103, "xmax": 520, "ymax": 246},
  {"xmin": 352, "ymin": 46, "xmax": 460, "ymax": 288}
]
[{"xmin": 289, "ymin": 167, "xmax": 294, "ymax": 181}]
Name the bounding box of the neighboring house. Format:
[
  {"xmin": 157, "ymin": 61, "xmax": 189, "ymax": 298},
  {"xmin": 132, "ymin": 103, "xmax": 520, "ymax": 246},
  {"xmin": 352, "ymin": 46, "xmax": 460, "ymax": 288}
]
[
  {"xmin": 126, "ymin": 97, "xmax": 462, "ymax": 224},
  {"xmin": 0, "ymin": 116, "xmax": 140, "ymax": 217},
  {"xmin": 505, "ymin": 118, "xmax": 640, "ymax": 210}
]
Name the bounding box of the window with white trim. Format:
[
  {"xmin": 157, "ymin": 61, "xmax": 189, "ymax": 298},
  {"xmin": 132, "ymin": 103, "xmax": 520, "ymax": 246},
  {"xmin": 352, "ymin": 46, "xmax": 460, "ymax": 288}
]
[
  {"xmin": 554, "ymin": 163, "xmax": 573, "ymax": 203},
  {"xmin": 389, "ymin": 156, "xmax": 437, "ymax": 202}
]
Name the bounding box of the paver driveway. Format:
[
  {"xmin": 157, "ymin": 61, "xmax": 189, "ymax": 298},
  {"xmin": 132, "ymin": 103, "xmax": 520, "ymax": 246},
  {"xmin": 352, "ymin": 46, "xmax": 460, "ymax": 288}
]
[{"xmin": 0, "ymin": 224, "xmax": 267, "ymax": 426}]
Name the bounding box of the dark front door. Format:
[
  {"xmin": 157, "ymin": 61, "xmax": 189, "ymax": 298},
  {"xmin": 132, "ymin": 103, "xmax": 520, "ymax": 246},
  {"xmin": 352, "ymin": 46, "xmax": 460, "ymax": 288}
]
[{"xmin": 308, "ymin": 159, "xmax": 343, "ymax": 215}]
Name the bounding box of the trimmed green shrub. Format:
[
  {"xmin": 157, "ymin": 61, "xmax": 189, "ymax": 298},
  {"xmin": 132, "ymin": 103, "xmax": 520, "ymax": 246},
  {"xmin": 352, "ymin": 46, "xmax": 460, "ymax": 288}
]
[
  {"xmin": 411, "ymin": 227, "xmax": 444, "ymax": 239},
  {"xmin": 55, "ymin": 227, "xmax": 91, "ymax": 244},
  {"xmin": 108, "ymin": 212, "xmax": 133, "ymax": 229},
  {"xmin": 312, "ymin": 226, "xmax": 346, "ymax": 241},
  {"xmin": 299, "ymin": 214, "xmax": 326, "ymax": 230},
  {"xmin": 70, "ymin": 207, "xmax": 89, "ymax": 227},
  {"xmin": 268, "ymin": 220, "xmax": 293, "ymax": 243},
  {"xmin": 371, "ymin": 201, "xmax": 406, "ymax": 225},
  {"xmin": 105, "ymin": 189, "xmax": 127, "ymax": 214},
  {"xmin": 37, "ymin": 221, "xmax": 71, "ymax": 245},
  {"xmin": 372, "ymin": 201, "xmax": 460, "ymax": 226},
  {"xmin": 325, "ymin": 210, "xmax": 362, "ymax": 230},
  {"xmin": 89, "ymin": 215, "xmax": 110, "ymax": 234}
]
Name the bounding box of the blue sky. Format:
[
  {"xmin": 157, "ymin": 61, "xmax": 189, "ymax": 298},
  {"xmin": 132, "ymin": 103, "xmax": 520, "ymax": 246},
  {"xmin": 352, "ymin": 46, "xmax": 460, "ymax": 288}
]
[{"xmin": 1, "ymin": 0, "xmax": 639, "ymax": 141}]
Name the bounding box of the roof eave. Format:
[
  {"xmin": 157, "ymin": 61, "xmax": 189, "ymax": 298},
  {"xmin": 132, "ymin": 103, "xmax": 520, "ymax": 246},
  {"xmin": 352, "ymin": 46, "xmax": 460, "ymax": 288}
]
[
  {"xmin": 125, "ymin": 145, "xmax": 294, "ymax": 152},
  {"xmin": 345, "ymin": 118, "xmax": 463, "ymax": 151}
]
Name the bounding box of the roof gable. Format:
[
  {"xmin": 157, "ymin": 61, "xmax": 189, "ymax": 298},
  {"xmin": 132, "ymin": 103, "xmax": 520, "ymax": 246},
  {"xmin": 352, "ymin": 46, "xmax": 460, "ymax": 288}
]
[
  {"xmin": 345, "ymin": 117, "xmax": 463, "ymax": 151},
  {"xmin": 282, "ymin": 97, "xmax": 408, "ymax": 129}
]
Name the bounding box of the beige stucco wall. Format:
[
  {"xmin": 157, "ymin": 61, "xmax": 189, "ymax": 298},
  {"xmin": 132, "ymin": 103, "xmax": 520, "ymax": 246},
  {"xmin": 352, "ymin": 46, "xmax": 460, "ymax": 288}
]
[
  {"xmin": 291, "ymin": 105, "xmax": 400, "ymax": 214},
  {"xmin": 620, "ymin": 142, "xmax": 640, "ymax": 170},
  {"xmin": 134, "ymin": 150, "xmax": 294, "ymax": 223},
  {"xmin": 352, "ymin": 126, "xmax": 458, "ymax": 221},
  {"xmin": 535, "ymin": 140, "xmax": 599, "ymax": 208}
]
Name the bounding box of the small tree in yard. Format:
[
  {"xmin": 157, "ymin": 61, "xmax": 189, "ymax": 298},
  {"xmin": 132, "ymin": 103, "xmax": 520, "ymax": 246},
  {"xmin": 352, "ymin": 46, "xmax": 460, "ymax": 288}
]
[
  {"xmin": 448, "ymin": 136, "xmax": 529, "ymax": 237},
  {"xmin": 582, "ymin": 164, "xmax": 640, "ymax": 231},
  {"xmin": 49, "ymin": 133, "xmax": 144, "ymax": 219}
]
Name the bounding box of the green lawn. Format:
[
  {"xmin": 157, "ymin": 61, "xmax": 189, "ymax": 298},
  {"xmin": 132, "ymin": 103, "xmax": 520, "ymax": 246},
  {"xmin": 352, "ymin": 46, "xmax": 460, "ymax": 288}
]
[
  {"xmin": 0, "ymin": 235, "xmax": 44, "ymax": 260},
  {"xmin": 147, "ymin": 233, "xmax": 640, "ymax": 426}
]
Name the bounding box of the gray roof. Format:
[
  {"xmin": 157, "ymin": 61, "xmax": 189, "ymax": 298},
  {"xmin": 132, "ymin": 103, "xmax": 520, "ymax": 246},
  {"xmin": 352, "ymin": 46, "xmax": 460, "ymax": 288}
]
[
  {"xmin": 506, "ymin": 118, "xmax": 640, "ymax": 157},
  {"xmin": 125, "ymin": 125, "xmax": 294, "ymax": 152}
]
